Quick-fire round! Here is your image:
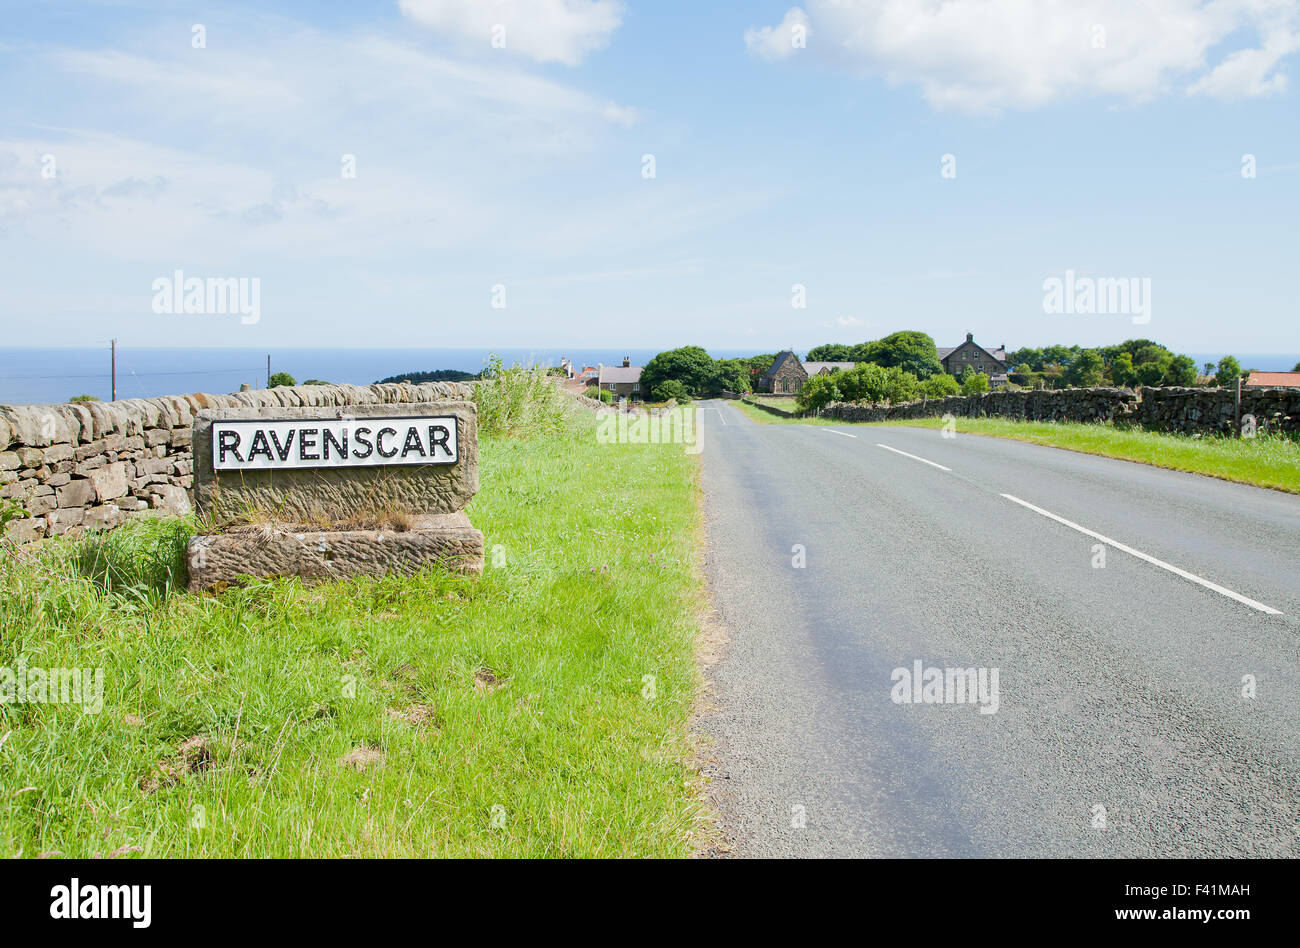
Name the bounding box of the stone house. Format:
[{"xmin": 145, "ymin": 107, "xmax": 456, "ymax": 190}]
[
  {"xmin": 938, "ymin": 333, "xmax": 1009, "ymax": 385},
  {"xmin": 598, "ymin": 357, "xmax": 644, "ymax": 400},
  {"xmin": 759, "ymin": 351, "xmax": 807, "ymax": 394}
]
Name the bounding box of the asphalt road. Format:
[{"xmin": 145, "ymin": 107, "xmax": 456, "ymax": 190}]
[{"xmin": 696, "ymin": 400, "xmax": 1300, "ymax": 857}]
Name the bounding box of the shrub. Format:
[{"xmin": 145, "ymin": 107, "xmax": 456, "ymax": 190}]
[
  {"xmin": 69, "ymin": 394, "xmax": 99, "ymax": 403},
  {"xmin": 919, "ymin": 373, "xmax": 960, "ymax": 397},
  {"xmin": 474, "ymin": 354, "xmax": 571, "ymax": 438},
  {"xmin": 652, "ymin": 379, "xmax": 690, "ymax": 403},
  {"xmin": 268, "ymin": 371, "xmax": 296, "ymax": 388},
  {"xmin": 960, "ymin": 367, "xmax": 990, "ymax": 394}
]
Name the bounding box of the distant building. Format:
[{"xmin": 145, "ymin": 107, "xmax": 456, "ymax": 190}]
[
  {"xmin": 802, "ymin": 361, "xmax": 857, "ymax": 377},
  {"xmin": 759, "ymin": 351, "xmax": 807, "ymax": 394},
  {"xmin": 937, "ymin": 333, "xmax": 1009, "ymax": 378},
  {"xmin": 1244, "ymin": 371, "xmax": 1300, "ymax": 388},
  {"xmin": 598, "ymin": 357, "xmax": 644, "ymax": 400}
]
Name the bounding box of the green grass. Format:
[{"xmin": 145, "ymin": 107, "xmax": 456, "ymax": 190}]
[
  {"xmin": 878, "ymin": 417, "xmax": 1300, "ymax": 494},
  {"xmin": 0, "ymin": 412, "xmax": 707, "ymax": 857}
]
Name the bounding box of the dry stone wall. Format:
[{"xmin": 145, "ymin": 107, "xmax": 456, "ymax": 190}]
[
  {"xmin": 819, "ymin": 385, "xmax": 1300, "ymax": 437},
  {"xmin": 0, "ymin": 381, "xmax": 475, "ymax": 544}
]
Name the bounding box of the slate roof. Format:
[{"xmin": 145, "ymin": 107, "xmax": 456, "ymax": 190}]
[
  {"xmin": 803, "ymin": 361, "xmax": 856, "ymax": 375},
  {"xmin": 939, "ymin": 340, "xmax": 1008, "ymax": 364},
  {"xmin": 761, "ymin": 351, "xmax": 804, "ymax": 380},
  {"xmin": 598, "ymin": 364, "xmax": 643, "ymax": 384}
]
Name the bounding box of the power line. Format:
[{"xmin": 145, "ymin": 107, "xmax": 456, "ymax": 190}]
[{"xmin": 0, "ymin": 367, "xmax": 265, "ymax": 381}]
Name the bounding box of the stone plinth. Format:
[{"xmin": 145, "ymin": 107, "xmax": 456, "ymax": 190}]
[{"xmin": 187, "ymin": 512, "xmax": 483, "ymax": 591}]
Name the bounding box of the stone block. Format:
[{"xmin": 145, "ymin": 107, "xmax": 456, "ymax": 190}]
[
  {"xmin": 83, "ymin": 504, "xmax": 124, "ymax": 531},
  {"xmin": 87, "ymin": 462, "xmax": 129, "ymax": 502},
  {"xmin": 4, "ymin": 517, "xmax": 45, "ymax": 543},
  {"xmin": 192, "ymin": 401, "xmax": 478, "ymax": 523},
  {"xmin": 55, "ymin": 478, "xmax": 97, "ymax": 508},
  {"xmin": 47, "ymin": 507, "xmax": 85, "ymax": 535},
  {"xmin": 147, "ymin": 484, "xmax": 192, "ymax": 514},
  {"xmin": 186, "ymin": 512, "xmax": 484, "ymax": 591}
]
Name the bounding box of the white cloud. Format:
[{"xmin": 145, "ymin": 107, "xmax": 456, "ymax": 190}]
[
  {"xmin": 744, "ymin": 8, "xmax": 810, "ymax": 62},
  {"xmin": 398, "ymin": 0, "xmax": 624, "ymax": 66},
  {"xmin": 745, "ymin": 1, "xmax": 1300, "ymax": 112}
]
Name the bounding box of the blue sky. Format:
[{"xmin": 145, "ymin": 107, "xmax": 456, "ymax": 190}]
[{"xmin": 1, "ymin": 0, "xmax": 1297, "ymax": 354}]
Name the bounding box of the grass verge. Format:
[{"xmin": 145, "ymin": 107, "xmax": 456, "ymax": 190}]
[
  {"xmin": 877, "ymin": 417, "xmax": 1300, "ymax": 494},
  {"xmin": 0, "ymin": 410, "xmax": 705, "ymax": 857}
]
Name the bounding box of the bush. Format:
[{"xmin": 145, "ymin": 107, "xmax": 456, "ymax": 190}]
[
  {"xmin": 960, "ymin": 367, "xmax": 990, "ymax": 394},
  {"xmin": 474, "ymin": 355, "xmax": 571, "ymax": 437},
  {"xmin": 919, "ymin": 373, "xmax": 961, "ymax": 397},
  {"xmin": 796, "ymin": 374, "xmax": 841, "ymax": 412},
  {"xmin": 268, "ymin": 371, "xmax": 296, "ymax": 388},
  {"xmin": 301, "ymin": 379, "xmax": 330, "ymax": 386},
  {"xmin": 68, "ymin": 394, "xmax": 98, "ymax": 403},
  {"xmin": 652, "ymin": 379, "xmax": 690, "ymax": 403}
]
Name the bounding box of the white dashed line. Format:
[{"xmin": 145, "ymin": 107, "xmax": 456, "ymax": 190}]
[
  {"xmin": 1000, "ymin": 493, "xmax": 1282, "ymax": 615},
  {"xmin": 875, "ymin": 443, "xmax": 951, "ymax": 471},
  {"xmin": 820, "ymin": 428, "xmax": 857, "ymax": 438}
]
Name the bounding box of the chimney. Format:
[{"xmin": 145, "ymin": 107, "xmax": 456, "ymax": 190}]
[
  {"xmin": 966, "ymin": 332, "xmax": 974, "ymax": 343},
  {"xmin": 622, "ymin": 356, "xmax": 631, "ymax": 367}
]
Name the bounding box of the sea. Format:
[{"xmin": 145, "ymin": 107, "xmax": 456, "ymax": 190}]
[
  {"xmin": 0, "ymin": 347, "xmax": 1294, "ymax": 407},
  {"xmin": 0, "ymin": 347, "xmax": 760, "ymax": 406}
]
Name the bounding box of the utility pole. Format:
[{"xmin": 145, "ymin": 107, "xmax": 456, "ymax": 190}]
[
  {"xmin": 267, "ymin": 353, "xmax": 272, "ymax": 389},
  {"xmin": 1235, "ymin": 375, "xmax": 1242, "ymax": 437},
  {"xmin": 111, "ymin": 339, "xmax": 117, "ymax": 402}
]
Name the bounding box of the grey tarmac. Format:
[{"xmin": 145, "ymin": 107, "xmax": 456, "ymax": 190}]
[{"xmin": 696, "ymin": 399, "xmax": 1300, "ymax": 858}]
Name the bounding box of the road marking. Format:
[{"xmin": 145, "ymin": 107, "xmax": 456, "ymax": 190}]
[
  {"xmin": 707, "ymin": 405, "xmax": 728, "ymax": 425},
  {"xmin": 1000, "ymin": 493, "xmax": 1283, "ymax": 615},
  {"xmin": 875, "ymin": 443, "xmax": 951, "ymax": 471},
  {"xmin": 820, "ymin": 428, "xmax": 857, "ymax": 438}
]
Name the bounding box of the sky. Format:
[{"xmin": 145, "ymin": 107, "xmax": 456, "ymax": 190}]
[{"xmin": 1, "ymin": 0, "xmax": 1297, "ymax": 354}]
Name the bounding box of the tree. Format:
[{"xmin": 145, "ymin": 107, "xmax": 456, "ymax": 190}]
[
  {"xmin": 1166, "ymin": 355, "xmax": 1197, "ymax": 387},
  {"xmin": 711, "ymin": 358, "xmax": 753, "ymax": 394},
  {"xmin": 1064, "ymin": 349, "xmax": 1105, "ymax": 387},
  {"xmin": 1110, "ymin": 352, "xmax": 1136, "ymax": 387},
  {"xmin": 268, "ymin": 371, "xmax": 296, "ymax": 388},
  {"xmin": 796, "ymin": 373, "xmax": 841, "ymax": 413},
  {"xmin": 806, "ymin": 343, "xmax": 853, "ymax": 362},
  {"xmin": 919, "ymin": 373, "xmax": 961, "ymax": 397},
  {"xmin": 1293, "ymin": 361, "xmax": 1300, "ymax": 373},
  {"xmin": 652, "ymin": 379, "xmax": 690, "ymax": 402},
  {"xmin": 854, "ymin": 331, "xmax": 943, "ymax": 378},
  {"xmin": 640, "ymin": 346, "xmax": 717, "ymax": 397},
  {"xmin": 960, "ymin": 366, "xmax": 990, "ymax": 394},
  {"xmin": 1214, "ymin": 355, "xmax": 1242, "ymax": 389},
  {"xmin": 68, "ymin": 393, "xmax": 99, "ymax": 403}
]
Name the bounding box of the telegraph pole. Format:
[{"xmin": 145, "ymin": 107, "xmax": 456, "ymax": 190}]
[
  {"xmin": 268, "ymin": 353, "xmax": 272, "ymax": 389},
  {"xmin": 111, "ymin": 339, "xmax": 117, "ymax": 402}
]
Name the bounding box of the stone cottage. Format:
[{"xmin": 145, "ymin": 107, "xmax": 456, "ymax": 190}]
[
  {"xmin": 759, "ymin": 351, "xmax": 807, "ymax": 394},
  {"xmin": 598, "ymin": 357, "xmax": 644, "ymax": 400},
  {"xmin": 938, "ymin": 333, "xmax": 1009, "ymax": 385}
]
